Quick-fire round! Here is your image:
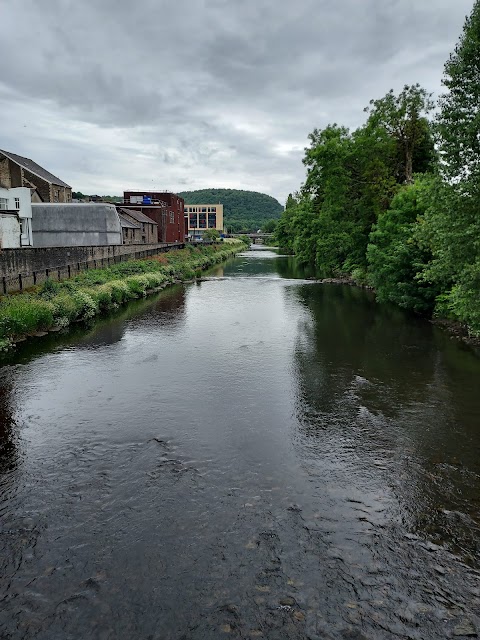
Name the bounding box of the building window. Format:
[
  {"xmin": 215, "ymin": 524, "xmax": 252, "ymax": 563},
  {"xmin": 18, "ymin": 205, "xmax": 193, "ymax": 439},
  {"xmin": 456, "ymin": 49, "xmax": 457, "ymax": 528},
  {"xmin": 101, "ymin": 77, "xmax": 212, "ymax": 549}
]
[
  {"xmin": 0, "ymin": 198, "xmax": 8, "ymax": 210},
  {"xmin": 170, "ymin": 211, "xmax": 174, "ymax": 224},
  {"xmin": 54, "ymin": 189, "xmax": 60, "ymax": 202},
  {"xmin": 14, "ymin": 197, "xmax": 20, "ymax": 209},
  {"xmin": 66, "ymin": 193, "xmax": 71, "ymax": 202}
]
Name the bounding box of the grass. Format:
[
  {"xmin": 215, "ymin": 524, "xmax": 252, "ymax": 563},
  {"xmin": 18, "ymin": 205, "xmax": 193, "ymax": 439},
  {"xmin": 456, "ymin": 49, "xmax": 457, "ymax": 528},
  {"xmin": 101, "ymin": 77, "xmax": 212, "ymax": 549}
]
[{"xmin": 0, "ymin": 242, "xmax": 244, "ymax": 352}]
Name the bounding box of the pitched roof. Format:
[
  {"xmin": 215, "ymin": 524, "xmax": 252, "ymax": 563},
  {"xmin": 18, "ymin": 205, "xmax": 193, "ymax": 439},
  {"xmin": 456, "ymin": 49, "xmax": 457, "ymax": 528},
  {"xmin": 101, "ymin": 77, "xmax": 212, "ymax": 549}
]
[
  {"xmin": 0, "ymin": 149, "xmax": 71, "ymax": 188},
  {"xmin": 118, "ymin": 213, "xmax": 141, "ymax": 229},
  {"xmin": 118, "ymin": 207, "xmax": 158, "ymax": 225}
]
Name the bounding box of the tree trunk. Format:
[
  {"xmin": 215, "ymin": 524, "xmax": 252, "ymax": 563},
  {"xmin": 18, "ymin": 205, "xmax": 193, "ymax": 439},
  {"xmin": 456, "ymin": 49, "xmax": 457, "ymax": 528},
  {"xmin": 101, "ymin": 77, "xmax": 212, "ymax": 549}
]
[{"xmin": 405, "ymin": 147, "xmax": 414, "ymax": 184}]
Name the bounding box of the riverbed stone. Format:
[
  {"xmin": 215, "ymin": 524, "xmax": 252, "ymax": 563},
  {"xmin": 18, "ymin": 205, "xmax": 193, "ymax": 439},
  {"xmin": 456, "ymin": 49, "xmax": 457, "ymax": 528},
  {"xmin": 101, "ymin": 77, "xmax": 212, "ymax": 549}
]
[{"xmin": 453, "ymin": 620, "xmax": 477, "ymax": 636}]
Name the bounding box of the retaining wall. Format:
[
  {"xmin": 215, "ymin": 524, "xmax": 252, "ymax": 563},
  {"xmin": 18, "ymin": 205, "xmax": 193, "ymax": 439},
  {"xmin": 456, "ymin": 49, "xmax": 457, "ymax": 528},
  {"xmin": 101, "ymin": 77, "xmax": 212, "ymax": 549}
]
[{"xmin": 0, "ymin": 242, "xmax": 185, "ymax": 294}]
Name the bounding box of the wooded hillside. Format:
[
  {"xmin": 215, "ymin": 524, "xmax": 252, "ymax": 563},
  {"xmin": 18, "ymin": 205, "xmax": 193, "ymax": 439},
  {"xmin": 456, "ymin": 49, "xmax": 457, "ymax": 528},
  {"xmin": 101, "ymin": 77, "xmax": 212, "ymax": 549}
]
[{"xmin": 178, "ymin": 188, "xmax": 283, "ymax": 233}]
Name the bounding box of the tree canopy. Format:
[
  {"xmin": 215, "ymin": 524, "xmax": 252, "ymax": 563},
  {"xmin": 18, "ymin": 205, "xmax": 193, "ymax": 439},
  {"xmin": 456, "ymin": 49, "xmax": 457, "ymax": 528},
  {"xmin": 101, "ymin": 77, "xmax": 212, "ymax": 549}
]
[{"xmin": 276, "ymin": 1, "xmax": 480, "ymax": 335}]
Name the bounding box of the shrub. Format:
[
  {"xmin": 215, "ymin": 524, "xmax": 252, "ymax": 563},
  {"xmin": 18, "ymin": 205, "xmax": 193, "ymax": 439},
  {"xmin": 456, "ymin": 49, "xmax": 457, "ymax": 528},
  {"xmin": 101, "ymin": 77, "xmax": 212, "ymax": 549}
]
[
  {"xmin": 126, "ymin": 275, "xmax": 150, "ymax": 297},
  {"xmin": 71, "ymin": 290, "xmax": 98, "ymax": 320},
  {"xmin": 39, "ymin": 278, "xmax": 61, "ymax": 299},
  {"xmin": 51, "ymin": 293, "xmax": 80, "ymax": 324},
  {"xmin": 0, "ymin": 296, "xmax": 54, "ymax": 337},
  {"xmin": 109, "ymin": 280, "xmax": 130, "ymax": 304}
]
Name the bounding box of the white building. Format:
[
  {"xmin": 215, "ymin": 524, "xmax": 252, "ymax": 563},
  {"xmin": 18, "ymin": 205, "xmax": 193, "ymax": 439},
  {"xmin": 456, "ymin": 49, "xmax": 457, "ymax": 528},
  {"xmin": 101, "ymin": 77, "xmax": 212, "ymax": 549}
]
[{"xmin": 0, "ymin": 186, "xmax": 33, "ymax": 247}]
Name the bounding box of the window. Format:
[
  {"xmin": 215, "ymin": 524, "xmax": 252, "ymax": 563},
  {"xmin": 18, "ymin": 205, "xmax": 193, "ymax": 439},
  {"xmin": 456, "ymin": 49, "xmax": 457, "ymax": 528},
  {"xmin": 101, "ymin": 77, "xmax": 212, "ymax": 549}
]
[
  {"xmin": 14, "ymin": 197, "xmax": 20, "ymax": 209},
  {"xmin": 54, "ymin": 189, "xmax": 60, "ymax": 202},
  {"xmin": 66, "ymin": 192, "xmax": 71, "ymax": 202},
  {"xmin": 169, "ymin": 211, "xmax": 175, "ymax": 224},
  {"xmin": 211, "ymin": 207, "xmax": 216, "ymax": 212},
  {"xmin": 0, "ymin": 198, "xmax": 7, "ymax": 210}
]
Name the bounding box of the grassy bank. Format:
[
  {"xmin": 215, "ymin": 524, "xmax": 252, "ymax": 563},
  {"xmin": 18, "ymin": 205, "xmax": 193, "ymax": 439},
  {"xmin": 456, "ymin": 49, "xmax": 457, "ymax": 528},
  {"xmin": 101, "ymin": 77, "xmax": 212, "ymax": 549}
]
[{"xmin": 0, "ymin": 241, "xmax": 246, "ymax": 352}]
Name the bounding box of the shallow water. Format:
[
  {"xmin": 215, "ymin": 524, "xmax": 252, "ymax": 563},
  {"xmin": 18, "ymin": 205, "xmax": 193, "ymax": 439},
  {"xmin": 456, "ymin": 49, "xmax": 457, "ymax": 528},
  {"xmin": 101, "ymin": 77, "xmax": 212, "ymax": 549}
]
[{"xmin": 1, "ymin": 249, "xmax": 480, "ymax": 639}]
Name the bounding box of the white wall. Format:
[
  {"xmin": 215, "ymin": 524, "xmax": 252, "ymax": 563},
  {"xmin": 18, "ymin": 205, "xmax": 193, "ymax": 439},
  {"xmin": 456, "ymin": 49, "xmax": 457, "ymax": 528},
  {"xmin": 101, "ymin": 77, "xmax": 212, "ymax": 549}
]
[
  {"xmin": 0, "ymin": 213, "xmax": 21, "ymax": 248},
  {"xmin": 0, "ymin": 186, "xmax": 33, "ymax": 246}
]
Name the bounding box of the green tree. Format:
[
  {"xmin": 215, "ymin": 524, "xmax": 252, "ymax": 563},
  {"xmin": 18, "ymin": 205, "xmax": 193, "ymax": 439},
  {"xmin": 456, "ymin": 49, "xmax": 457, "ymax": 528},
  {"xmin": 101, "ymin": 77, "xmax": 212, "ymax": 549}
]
[
  {"xmin": 415, "ymin": 2, "xmax": 480, "ymax": 334},
  {"xmin": 203, "ymin": 228, "xmax": 220, "ymax": 241},
  {"xmin": 367, "ymin": 176, "xmax": 438, "ymax": 313},
  {"xmin": 365, "ymin": 84, "xmax": 435, "ymax": 183},
  {"xmin": 261, "ymin": 219, "xmax": 277, "ymax": 233},
  {"xmin": 437, "ymin": 1, "xmax": 480, "ymax": 181}
]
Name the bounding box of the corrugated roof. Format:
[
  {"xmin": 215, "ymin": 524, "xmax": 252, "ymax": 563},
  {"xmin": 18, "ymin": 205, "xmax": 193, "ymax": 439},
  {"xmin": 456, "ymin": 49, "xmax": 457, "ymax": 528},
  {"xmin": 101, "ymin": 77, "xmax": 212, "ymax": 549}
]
[
  {"xmin": 0, "ymin": 149, "xmax": 71, "ymax": 188},
  {"xmin": 118, "ymin": 207, "xmax": 158, "ymax": 225},
  {"xmin": 118, "ymin": 213, "xmax": 141, "ymax": 229}
]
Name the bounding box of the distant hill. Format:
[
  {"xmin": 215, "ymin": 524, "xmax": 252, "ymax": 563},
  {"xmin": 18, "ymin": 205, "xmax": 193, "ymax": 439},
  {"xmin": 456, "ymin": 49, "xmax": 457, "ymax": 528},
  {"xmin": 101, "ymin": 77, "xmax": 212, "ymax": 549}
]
[{"xmin": 178, "ymin": 188, "xmax": 283, "ymax": 233}]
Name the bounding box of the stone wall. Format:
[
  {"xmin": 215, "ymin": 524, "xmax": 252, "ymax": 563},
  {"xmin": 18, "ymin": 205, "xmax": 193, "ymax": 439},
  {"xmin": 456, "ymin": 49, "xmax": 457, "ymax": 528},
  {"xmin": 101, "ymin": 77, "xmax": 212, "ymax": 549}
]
[
  {"xmin": 0, "ymin": 157, "xmax": 11, "ymax": 188},
  {"xmin": 0, "ymin": 242, "xmax": 185, "ymax": 294}
]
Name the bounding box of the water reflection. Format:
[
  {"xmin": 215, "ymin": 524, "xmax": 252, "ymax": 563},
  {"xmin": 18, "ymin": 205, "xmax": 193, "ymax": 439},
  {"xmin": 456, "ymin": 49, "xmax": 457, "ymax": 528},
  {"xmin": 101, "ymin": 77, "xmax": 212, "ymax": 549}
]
[
  {"xmin": 0, "ymin": 372, "xmax": 18, "ymax": 476},
  {"xmin": 1, "ymin": 253, "xmax": 480, "ymax": 639},
  {"xmin": 290, "ymin": 282, "xmax": 480, "ymax": 564}
]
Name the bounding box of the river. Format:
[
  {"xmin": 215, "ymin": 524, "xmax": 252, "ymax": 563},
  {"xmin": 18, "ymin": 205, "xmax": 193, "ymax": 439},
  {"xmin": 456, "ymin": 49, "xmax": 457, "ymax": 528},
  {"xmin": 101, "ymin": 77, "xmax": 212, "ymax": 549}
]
[{"xmin": 1, "ymin": 248, "xmax": 480, "ymax": 639}]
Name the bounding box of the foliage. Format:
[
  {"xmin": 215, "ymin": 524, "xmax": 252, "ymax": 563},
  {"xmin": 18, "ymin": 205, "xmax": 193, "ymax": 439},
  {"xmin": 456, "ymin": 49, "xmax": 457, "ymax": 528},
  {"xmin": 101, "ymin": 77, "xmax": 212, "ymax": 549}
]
[
  {"xmin": 437, "ymin": 0, "xmax": 480, "ymax": 181},
  {"xmin": 203, "ymin": 228, "xmax": 220, "ymax": 241},
  {"xmin": 367, "ymin": 176, "xmax": 439, "ymax": 313},
  {"xmin": 0, "ymin": 243, "xmax": 244, "ymax": 351},
  {"xmin": 277, "ymin": 5, "xmax": 480, "ymax": 334},
  {"xmin": 178, "ymin": 188, "xmax": 283, "ymax": 233},
  {"xmin": 364, "ymin": 84, "xmax": 435, "ymax": 183},
  {"xmin": 261, "ymin": 219, "xmax": 277, "ymax": 233},
  {"xmin": 72, "ymin": 192, "xmax": 122, "ymax": 203}
]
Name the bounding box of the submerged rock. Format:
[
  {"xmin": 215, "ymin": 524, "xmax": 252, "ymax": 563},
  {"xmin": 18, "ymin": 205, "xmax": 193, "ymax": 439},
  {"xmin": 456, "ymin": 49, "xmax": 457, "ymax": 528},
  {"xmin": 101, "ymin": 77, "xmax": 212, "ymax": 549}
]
[{"xmin": 453, "ymin": 620, "xmax": 477, "ymax": 637}]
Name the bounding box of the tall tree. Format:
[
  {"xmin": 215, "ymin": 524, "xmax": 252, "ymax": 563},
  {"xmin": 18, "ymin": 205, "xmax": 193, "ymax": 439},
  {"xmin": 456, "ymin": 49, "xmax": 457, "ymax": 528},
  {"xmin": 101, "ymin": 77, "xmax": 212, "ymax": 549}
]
[
  {"xmin": 437, "ymin": 1, "xmax": 480, "ymax": 180},
  {"xmin": 365, "ymin": 84, "xmax": 434, "ymax": 183}
]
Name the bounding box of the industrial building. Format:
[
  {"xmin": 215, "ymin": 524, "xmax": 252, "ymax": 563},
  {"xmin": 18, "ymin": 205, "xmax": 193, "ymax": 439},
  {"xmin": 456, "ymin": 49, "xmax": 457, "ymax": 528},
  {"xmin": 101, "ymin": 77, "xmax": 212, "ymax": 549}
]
[
  {"xmin": 31, "ymin": 203, "xmax": 122, "ymax": 247},
  {"xmin": 122, "ymin": 191, "xmax": 185, "ymax": 243},
  {"xmin": 0, "ymin": 149, "xmax": 72, "ymax": 203},
  {"xmin": 117, "ymin": 207, "xmax": 158, "ymax": 245}
]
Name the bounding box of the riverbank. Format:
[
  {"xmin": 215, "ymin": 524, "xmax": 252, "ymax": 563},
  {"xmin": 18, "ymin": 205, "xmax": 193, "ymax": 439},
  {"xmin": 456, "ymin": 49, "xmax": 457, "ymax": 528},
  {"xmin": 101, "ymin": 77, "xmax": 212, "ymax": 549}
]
[
  {"xmin": 0, "ymin": 241, "xmax": 246, "ymax": 352},
  {"xmin": 318, "ymin": 273, "xmax": 480, "ymax": 349}
]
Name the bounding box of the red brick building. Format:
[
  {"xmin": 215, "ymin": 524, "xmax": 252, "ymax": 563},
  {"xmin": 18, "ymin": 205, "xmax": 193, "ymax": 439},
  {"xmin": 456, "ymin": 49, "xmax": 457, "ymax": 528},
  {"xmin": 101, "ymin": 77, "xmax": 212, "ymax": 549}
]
[{"xmin": 122, "ymin": 191, "xmax": 185, "ymax": 244}]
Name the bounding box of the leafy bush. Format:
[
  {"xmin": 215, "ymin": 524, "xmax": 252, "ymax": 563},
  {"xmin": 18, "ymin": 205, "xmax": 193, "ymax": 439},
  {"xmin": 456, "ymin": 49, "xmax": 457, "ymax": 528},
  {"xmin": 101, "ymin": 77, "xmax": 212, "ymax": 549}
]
[{"xmin": 71, "ymin": 291, "xmax": 98, "ymax": 320}]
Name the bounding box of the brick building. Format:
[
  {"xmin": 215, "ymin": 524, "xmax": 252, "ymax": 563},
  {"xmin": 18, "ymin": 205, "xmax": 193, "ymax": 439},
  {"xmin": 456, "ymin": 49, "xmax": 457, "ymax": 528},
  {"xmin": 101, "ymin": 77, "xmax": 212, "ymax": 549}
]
[
  {"xmin": 0, "ymin": 149, "xmax": 72, "ymax": 203},
  {"xmin": 122, "ymin": 191, "xmax": 184, "ymax": 244},
  {"xmin": 117, "ymin": 207, "xmax": 158, "ymax": 244}
]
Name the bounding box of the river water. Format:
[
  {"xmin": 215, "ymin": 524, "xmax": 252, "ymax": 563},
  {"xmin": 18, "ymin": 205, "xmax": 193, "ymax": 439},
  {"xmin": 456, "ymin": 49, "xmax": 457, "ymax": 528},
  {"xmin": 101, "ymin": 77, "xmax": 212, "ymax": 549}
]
[{"xmin": 1, "ymin": 249, "xmax": 480, "ymax": 639}]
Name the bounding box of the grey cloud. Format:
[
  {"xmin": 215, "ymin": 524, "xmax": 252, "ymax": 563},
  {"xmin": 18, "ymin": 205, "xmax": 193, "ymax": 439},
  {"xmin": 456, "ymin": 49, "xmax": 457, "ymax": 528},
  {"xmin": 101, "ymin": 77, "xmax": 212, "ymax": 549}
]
[{"xmin": 0, "ymin": 0, "xmax": 475, "ymax": 202}]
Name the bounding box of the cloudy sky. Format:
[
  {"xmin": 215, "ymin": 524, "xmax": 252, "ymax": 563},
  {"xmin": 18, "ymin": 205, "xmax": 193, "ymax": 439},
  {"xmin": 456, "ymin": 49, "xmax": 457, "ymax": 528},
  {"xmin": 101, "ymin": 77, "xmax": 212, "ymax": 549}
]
[{"xmin": 0, "ymin": 0, "xmax": 474, "ymax": 204}]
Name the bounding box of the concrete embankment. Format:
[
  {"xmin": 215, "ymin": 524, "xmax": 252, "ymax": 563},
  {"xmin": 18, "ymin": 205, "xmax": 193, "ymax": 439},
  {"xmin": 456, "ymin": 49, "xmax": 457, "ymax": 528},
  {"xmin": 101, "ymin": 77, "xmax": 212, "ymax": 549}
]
[{"xmin": 0, "ymin": 241, "xmax": 246, "ymax": 352}]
